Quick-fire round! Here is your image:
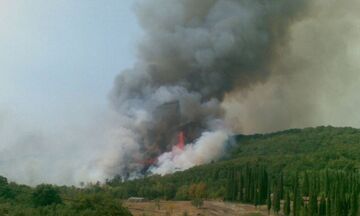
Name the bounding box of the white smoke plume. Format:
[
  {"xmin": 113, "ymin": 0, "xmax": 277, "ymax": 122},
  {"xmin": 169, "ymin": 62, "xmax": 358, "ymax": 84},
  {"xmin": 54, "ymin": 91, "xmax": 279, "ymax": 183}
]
[{"xmin": 151, "ymin": 130, "xmax": 229, "ymax": 175}]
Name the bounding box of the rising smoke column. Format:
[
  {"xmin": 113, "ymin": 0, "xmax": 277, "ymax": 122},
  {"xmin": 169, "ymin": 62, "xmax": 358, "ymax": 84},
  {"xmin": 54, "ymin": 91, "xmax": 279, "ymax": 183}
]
[{"xmin": 108, "ymin": 0, "xmax": 309, "ymax": 176}]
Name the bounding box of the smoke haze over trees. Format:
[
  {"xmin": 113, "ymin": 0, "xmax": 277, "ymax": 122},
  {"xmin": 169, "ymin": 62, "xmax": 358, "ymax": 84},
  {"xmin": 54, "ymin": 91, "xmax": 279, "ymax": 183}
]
[{"xmin": 1, "ymin": 0, "xmax": 360, "ymax": 185}]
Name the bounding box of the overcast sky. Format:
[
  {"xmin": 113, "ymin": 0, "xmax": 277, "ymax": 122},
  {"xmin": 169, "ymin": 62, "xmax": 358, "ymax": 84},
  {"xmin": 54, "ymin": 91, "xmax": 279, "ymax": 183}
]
[{"xmin": 0, "ymin": 0, "xmax": 140, "ymax": 130}]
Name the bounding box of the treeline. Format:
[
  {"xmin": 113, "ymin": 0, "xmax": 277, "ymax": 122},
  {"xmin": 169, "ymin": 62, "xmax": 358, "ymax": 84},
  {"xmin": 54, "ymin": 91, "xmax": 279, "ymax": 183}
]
[
  {"xmin": 225, "ymin": 166, "xmax": 360, "ymax": 216},
  {"xmin": 107, "ymin": 164, "xmax": 360, "ymax": 216},
  {"xmin": 0, "ymin": 176, "xmax": 132, "ymax": 216}
]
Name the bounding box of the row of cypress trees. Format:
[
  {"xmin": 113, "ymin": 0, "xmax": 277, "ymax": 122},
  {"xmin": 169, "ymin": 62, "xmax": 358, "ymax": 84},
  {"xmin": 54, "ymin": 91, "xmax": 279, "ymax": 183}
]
[{"xmin": 225, "ymin": 166, "xmax": 360, "ymax": 215}]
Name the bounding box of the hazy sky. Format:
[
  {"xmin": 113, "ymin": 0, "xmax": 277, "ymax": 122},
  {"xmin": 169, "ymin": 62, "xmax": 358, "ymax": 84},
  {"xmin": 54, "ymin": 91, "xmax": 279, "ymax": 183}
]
[{"xmin": 0, "ymin": 0, "xmax": 140, "ymax": 130}]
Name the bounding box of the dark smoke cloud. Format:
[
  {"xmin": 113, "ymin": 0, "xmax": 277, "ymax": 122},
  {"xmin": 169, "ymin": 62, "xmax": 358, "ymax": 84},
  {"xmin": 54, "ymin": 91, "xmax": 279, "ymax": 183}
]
[
  {"xmin": 224, "ymin": 0, "xmax": 360, "ymax": 134},
  {"xmin": 109, "ymin": 0, "xmax": 309, "ymax": 175}
]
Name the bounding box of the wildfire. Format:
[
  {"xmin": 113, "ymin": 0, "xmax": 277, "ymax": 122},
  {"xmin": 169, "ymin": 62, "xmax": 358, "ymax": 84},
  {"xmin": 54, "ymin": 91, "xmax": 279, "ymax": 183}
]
[
  {"xmin": 137, "ymin": 131, "xmax": 186, "ymax": 167},
  {"xmin": 176, "ymin": 131, "xmax": 185, "ymax": 150}
]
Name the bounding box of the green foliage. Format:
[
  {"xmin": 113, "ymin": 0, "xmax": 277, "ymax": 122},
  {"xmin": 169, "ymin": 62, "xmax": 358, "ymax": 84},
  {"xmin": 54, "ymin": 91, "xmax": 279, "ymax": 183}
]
[
  {"xmin": 284, "ymin": 192, "xmax": 290, "ymax": 216},
  {"xmin": 175, "ymin": 185, "xmax": 189, "ymax": 200},
  {"xmin": 319, "ymin": 195, "xmax": 326, "ymax": 216},
  {"xmin": 32, "ymin": 184, "xmax": 62, "ymax": 207},
  {"xmin": 266, "ymin": 187, "xmax": 271, "ymax": 214},
  {"xmin": 0, "ymin": 176, "xmax": 132, "ymax": 215},
  {"xmin": 72, "ymin": 193, "xmax": 132, "ymax": 216}
]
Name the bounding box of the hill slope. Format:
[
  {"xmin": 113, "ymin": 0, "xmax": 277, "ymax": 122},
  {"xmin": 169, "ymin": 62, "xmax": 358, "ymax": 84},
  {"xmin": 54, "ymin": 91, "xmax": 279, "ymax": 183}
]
[
  {"xmin": 230, "ymin": 126, "xmax": 360, "ymax": 171},
  {"xmin": 108, "ymin": 126, "xmax": 360, "ymax": 199}
]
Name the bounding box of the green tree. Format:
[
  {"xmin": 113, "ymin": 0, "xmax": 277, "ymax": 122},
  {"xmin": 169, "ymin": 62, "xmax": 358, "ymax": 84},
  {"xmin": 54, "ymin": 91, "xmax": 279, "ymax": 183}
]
[
  {"xmin": 273, "ymin": 188, "xmax": 280, "ymax": 215},
  {"xmin": 318, "ymin": 195, "xmax": 326, "ymax": 216},
  {"xmin": 326, "ymin": 196, "xmax": 332, "ymax": 216},
  {"xmin": 32, "ymin": 184, "xmax": 62, "ymax": 207},
  {"xmin": 73, "ymin": 194, "xmax": 132, "ymax": 216},
  {"xmin": 284, "ymin": 191, "xmax": 291, "ymax": 216},
  {"xmin": 195, "ymin": 182, "xmax": 207, "ymax": 199},
  {"xmin": 350, "ymin": 191, "xmax": 358, "ymax": 216},
  {"xmin": 293, "ymin": 174, "xmax": 301, "ymax": 216},
  {"xmin": 308, "ymin": 193, "xmax": 318, "ymax": 216},
  {"xmin": 303, "ymin": 172, "xmax": 310, "ymax": 197},
  {"xmin": 266, "ymin": 187, "xmax": 272, "ymax": 215}
]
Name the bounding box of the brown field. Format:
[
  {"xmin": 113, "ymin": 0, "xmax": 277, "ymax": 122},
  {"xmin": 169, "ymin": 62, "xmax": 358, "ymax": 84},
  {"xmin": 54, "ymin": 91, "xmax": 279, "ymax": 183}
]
[{"xmin": 124, "ymin": 200, "xmax": 273, "ymax": 216}]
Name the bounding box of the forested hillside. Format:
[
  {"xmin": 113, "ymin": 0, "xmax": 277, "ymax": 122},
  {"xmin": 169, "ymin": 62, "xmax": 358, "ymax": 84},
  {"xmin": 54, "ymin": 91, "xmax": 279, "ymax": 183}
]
[
  {"xmin": 1, "ymin": 126, "xmax": 360, "ymax": 215},
  {"xmin": 107, "ymin": 126, "xmax": 360, "ymax": 202},
  {"xmin": 110, "ymin": 126, "xmax": 360, "ymax": 181},
  {"xmin": 231, "ymin": 126, "xmax": 360, "ymax": 172}
]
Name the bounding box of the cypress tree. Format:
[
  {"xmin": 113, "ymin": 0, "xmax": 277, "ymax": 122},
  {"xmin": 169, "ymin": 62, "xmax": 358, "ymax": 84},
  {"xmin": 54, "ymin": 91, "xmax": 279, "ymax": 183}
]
[
  {"xmin": 326, "ymin": 196, "xmax": 331, "ymax": 216},
  {"xmin": 350, "ymin": 191, "xmax": 358, "ymax": 216},
  {"xmin": 279, "ymin": 172, "xmax": 284, "ymax": 199},
  {"xmin": 244, "ymin": 166, "xmax": 250, "ymax": 202},
  {"xmin": 253, "ymin": 168, "xmax": 258, "ymax": 206},
  {"xmin": 318, "ymin": 195, "xmax": 326, "ymax": 216},
  {"xmin": 303, "ymin": 172, "xmax": 310, "ymax": 197},
  {"xmin": 325, "ymin": 169, "xmax": 330, "ymax": 197},
  {"xmin": 261, "ymin": 167, "xmax": 268, "ymax": 203},
  {"xmin": 273, "ymin": 187, "xmax": 281, "ymax": 215},
  {"xmin": 239, "ymin": 169, "xmax": 244, "ymax": 202},
  {"xmin": 233, "ymin": 170, "xmax": 239, "ymax": 201},
  {"xmin": 267, "ymin": 187, "xmax": 272, "ymax": 215},
  {"xmin": 225, "ymin": 168, "xmax": 235, "ymax": 201},
  {"xmin": 293, "ymin": 173, "xmax": 300, "ymax": 216},
  {"xmin": 284, "ymin": 191, "xmax": 291, "ymax": 216},
  {"xmin": 308, "ymin": 193, "xmax": 318, "ymax": 216},
  {"xmin": 302, "ymin": 204, "xmax": 309, "ymax": 216}
]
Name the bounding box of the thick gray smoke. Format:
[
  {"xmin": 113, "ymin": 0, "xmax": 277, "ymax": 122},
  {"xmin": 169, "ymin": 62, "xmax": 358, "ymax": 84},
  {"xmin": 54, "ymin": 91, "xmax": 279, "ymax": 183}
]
[
  {"xmin": 109, "ymin": 0, "xmax": 309, "ymax": 175},
  {"xmin": 224, "ymin": 0, "xmax": 360, "ymax": 134}
]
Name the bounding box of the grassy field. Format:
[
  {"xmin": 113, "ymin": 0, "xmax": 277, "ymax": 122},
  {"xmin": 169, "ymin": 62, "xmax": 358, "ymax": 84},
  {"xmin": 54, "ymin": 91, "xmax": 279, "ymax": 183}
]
[{"xmin": 125, "ymin": 200, "xmax": 269, "ymax": 216}]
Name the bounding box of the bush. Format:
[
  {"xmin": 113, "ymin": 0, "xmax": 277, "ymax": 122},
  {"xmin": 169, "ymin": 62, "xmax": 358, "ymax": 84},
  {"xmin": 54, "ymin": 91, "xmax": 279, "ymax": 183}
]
[
  {"xmin": 191, "ymin": 198, "xmax": 204, "ymax": 209},
  {"xmin": 32, "ymin": 184, "xmax": 62, "ymax": 207}
]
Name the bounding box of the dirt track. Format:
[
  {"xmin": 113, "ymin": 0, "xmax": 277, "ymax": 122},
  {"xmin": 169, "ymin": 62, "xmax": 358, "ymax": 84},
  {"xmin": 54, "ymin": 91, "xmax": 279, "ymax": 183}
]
[{"xmin": 125, "ymin": 200, "xmax": 270, "ymax": 216}]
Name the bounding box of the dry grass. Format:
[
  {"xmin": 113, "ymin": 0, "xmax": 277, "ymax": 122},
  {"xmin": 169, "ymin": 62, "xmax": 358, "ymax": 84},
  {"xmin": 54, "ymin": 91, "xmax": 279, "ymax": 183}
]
[{"xmin": 124, "ymin": 200, "xmax": 271, "ymax": 216}]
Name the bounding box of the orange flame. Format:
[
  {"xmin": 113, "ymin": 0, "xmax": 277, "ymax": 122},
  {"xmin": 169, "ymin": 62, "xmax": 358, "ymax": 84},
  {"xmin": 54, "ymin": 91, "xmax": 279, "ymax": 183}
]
[{"xmin": 176, "ymin": 131, "xmax": 185, "ymax": 150}]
